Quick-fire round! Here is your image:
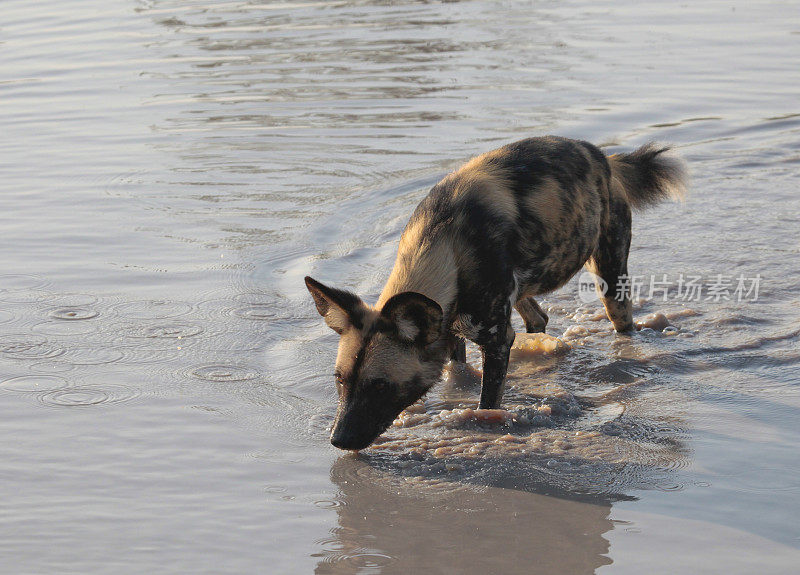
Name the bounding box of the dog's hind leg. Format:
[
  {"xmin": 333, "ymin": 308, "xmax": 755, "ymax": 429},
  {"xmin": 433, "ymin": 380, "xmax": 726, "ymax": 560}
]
[
  {"xmin": 587, "ymin": 202, "xmax": 635, "ymax": 332},
  {"xmin": 514, "ymin": 296, "xmax": 548, "ymax": 333}
]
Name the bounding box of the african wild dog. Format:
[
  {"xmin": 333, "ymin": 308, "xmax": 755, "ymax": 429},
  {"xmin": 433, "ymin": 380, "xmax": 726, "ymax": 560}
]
[{"xmin": 306, "ymin": 136, "xmax": 687, "ymax": 450}]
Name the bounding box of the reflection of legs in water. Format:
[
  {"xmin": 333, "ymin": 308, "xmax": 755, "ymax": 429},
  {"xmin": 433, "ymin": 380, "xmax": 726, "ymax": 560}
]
[
  {"xmin": 320, "ymin": 456, "xmax": 613, "ymax": 575},
  {"xmin": 515, "ymin": 296, "xmax": 549, "ymax": 333}
]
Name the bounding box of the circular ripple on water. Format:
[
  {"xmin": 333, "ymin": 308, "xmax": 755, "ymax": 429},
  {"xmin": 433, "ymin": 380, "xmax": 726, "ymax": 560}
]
[
  {"xmin": 112, "ymin": 300, "xmax": 193, "ymax": 320},
  {"xmin": 48, "ymin": 307, "xmax": 99, "ymax": 321},
  {"xmin": 0, "ymin": 375, "xmax": 69, "ymax": 393},
  {"xmin": 313, "ymin": 497, "xmax": 345, "ymax": 510},
  {"xmin": 189, "ymin": 364, "xmax": 261, "ymax": 382},
  {"xmin": 0, "ymin": 334, "xmax": 64, "ymax": 360},
  {"xmin": 0, "ymin": 310, "xmax": 14, "ymax": 325},
  {"xmin": 56, "ymin": 347, "xmax": 125, "ymax": 366},
  {"xmin": 195, "ymin": 297, "xmax": 277, "ymax": 324},
  {"xmin": 0, "ymin": 274, "xmax": 49, "ymax": 291},
  {"xmin": 314, "ymin": 547, "xmax": 396, "ymax": 571},
  {"xmin": 231, "ymin": 291, "xmax": 305, "ymax": 323},
  {"xmin": 340, "ymin": 553, "xmax": 396, "ymax": 571},
  {"xmin": 32, "ymin": 320, "xmax": 100, "ymax": 337},
  {"xmin": 38, "ymin": 384, "xmax": 141, "ymax": 408},
  {"xmin": 29, "ymin": 360, "xmax": 76, "ymax": 374},
  {"xmin": 112, "ymin": 346, "xmax": 184, "ymax": 365},
  {"xmin": 232, "ymin": 304, "xmax": 275, "ymax": 321},
  {"xmin": 46, "ymin": 293, "xmax": 99, "ymax": 307},
  {"xmin": 610, "ymin": 418, "xmax": 692, "ymax": 475},
  {"xmin": 126, "ymin": 322, "xmax": 204, "ymax": 339},
  {"xmin": 0, "ymin": 289, "xmax": 52, "ymax": 304},
  {"xmin": 192, "ymin": 297, "xmax": 233, "ymax": 318},
  {"xmin": 195, "ymin": 332, "xmax": 264, "ymax": 353}
]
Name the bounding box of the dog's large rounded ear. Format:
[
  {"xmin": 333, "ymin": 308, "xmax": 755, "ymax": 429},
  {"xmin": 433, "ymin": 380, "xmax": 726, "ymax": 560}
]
[
  {"xmin": 380, "ymin": 292, "xmax": 443, "ymax": 345},
  {"xmin": 304, "ymin": 276, "xmax": 364, "ymax": 334}
]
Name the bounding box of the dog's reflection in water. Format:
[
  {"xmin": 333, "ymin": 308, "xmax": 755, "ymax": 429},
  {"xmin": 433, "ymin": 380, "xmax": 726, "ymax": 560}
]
[{"xmin": 313, "ymin": 455, "xmax": 619, "ymax": 575}]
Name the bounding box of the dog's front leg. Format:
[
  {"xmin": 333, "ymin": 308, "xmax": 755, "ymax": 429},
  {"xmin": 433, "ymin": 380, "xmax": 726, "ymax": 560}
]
[{"xmin": 478, "ymin": 323, "xmax": 515, "ymax": 409}]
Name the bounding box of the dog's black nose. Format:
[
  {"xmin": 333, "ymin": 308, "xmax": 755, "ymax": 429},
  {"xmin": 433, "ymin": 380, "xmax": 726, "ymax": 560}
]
[{"xmin": 330, "ymin": 430, "xmax": 370, "ymax": 451}]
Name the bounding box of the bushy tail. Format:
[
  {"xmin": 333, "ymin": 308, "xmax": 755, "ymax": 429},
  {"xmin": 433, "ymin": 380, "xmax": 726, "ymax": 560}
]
[{"xmin": 608, "ymin": 143, "xmax": 688, "ymax": 210}]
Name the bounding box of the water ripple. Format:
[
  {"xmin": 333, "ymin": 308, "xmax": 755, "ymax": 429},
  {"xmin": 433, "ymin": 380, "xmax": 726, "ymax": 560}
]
[
  {"xmin": 0, "ymin": 289, "xmax": 52, "ymax": 304},
  {"xmin": 0, "ymin": 374, "xmax": 69, "ymax": 393},
  {"xmin": 56, "ymin": 346, "xmax": 125, "ymax": 366},
  {"xmin": 232, "ymin": 304, "xmax": 274, "ymax": 321},
  {"xmin": 48, "ymin": 307, "xmax": 99, "ymax": 321},
  {"xmin": 0, "ymin": 334, "xmax": 64, "ymax": 360},
  {"xmin": 189, "ymin": 364, "xmax": 261, "ymax": 382},
  {"xmin": 29, "ymin": 360, "xmax": 76, "ymax": 374},
  {"xmin": 133, "ymin": 323, "xmax": 203, "ymax": 339},
  {"xmin": 32, "ymin": 320, "xmax": 100, "ymax": 337},
  {"xmin": 37, "ymin": 385, "xmax": 141, "ymax": 408},
  {"xmin": 112, "ymin": 300, "xmax": 194, "ymax": 320},
  {"xmin": 46, "ymin": 293, "xmax": 100, "ymax": 307},
  {"xmin": 0, "ymin": 274, "xmax": 49, "ymax": 291}
]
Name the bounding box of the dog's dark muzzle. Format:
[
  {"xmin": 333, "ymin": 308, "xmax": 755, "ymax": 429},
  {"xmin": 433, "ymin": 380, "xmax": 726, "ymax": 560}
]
[
  {"xmin": 329, "ymin": 407, "xmax": 395, "ymax": 451},
  {"xmin": 330, "ymin": 428, "xmax": 375, "ymax": 451}
]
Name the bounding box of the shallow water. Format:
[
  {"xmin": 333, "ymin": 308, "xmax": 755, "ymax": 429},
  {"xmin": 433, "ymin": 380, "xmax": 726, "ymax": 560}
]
[{"xmin": 1, "ymin": 0, "xmax": 799, "ymax": 573}]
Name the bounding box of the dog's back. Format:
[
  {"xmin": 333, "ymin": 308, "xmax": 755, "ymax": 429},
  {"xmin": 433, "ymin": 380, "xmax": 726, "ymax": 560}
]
[{"xmin": 378, "ymin": 136, "xmax": 686, "ymax": 338}]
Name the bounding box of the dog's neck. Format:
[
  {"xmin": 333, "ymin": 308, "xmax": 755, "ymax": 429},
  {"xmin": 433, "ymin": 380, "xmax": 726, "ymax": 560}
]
[{"xmin": 376, "ymin": 235, "xmax": 458, "ymax": 324}]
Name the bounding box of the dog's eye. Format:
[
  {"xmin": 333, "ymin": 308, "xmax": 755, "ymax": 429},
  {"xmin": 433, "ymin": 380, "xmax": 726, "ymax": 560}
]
[{"xmin": 371, "ymin": 379, "xmax": 390, "ymax": 391}]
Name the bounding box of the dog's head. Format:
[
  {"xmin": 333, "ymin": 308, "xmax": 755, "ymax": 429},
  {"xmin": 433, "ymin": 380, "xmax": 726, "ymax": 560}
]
[{"xmin": 305, "ymin": 276, "xmax": 447, "ymax": 450}]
